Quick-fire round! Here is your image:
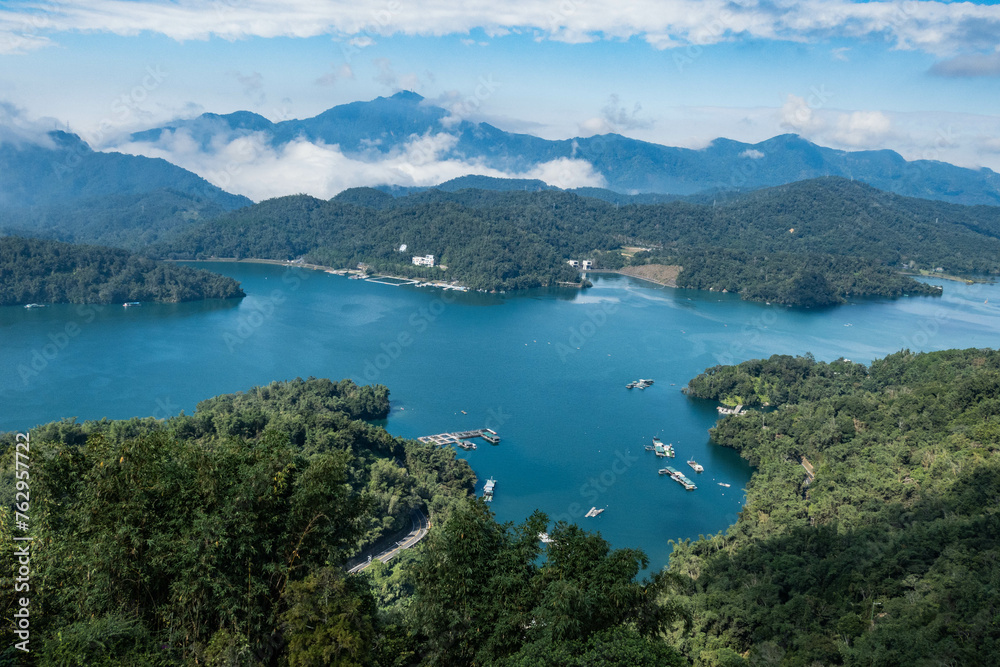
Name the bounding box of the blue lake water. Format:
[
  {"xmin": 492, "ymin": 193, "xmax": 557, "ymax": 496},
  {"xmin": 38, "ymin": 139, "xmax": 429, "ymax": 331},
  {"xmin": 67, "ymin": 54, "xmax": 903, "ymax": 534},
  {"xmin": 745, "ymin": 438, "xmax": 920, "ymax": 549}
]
[{"xmin": 3, "ymin": 263, "xmax": 1000, "ymax": 571}]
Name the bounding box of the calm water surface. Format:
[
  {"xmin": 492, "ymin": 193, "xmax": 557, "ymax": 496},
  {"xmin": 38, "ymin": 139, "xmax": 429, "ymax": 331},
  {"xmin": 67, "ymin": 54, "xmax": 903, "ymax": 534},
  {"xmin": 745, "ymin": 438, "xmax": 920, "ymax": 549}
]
[{"xmin": 3, "ymin": 264, "xmax": 999, "ymax": 571}]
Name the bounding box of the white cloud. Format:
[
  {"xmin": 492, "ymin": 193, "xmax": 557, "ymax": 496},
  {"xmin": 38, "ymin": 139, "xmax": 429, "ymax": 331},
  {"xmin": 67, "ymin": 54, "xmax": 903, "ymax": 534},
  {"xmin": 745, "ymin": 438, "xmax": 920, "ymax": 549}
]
[
  {"xmin": 0, "ymin": 101, "xmax": 61, "ymax": 146},
  {"xmin": 780, "ymin": 94, "xmax": 827, "ymax": 134},
  {"xmin": 578, "ymin": 117, "xmax": 613, "ymax": 136},
  {"xmin": 739, "ymin": 148, "xmax": 764, "ymax": 159},
  {"xmin": 315, "ymin": 63, "xmax": 354, "ymax": 86},
  {"xmin": 1, "ymin": 1, "xmax": 999, "ymax": 56},
  {"xmin": 372, "ymin": 57, "xmax": 423, "ymax": 93},
  {"xmin": 832, "ymin": 110, "xmax": 893, "ymax": 147},
  {"xmin": 113, "ymin": 128, "xmax": 604, "ymax": 200}
]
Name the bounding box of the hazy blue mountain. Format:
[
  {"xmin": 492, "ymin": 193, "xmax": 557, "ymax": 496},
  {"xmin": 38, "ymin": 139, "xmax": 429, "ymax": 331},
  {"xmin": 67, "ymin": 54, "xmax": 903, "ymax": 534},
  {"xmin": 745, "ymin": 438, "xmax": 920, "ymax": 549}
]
[
  {"xmin": 0, "ymin": 130, "xmax": 250, "ymax": 210},
  {"xmin": 0, "ymin": 130, "xmax": 251, "ymax": 248},
  {"xmin": 128, "ymin": 92, "xmax": 1000, "ymax": 206}
]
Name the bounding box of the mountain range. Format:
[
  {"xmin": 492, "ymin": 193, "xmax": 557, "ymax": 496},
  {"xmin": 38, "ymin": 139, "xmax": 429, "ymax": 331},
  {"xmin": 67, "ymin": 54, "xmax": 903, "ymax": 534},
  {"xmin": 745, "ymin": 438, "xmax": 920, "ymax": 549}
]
[
  {"xmin": 0, "ymin": 130, "xmax": 251, "ymax": 248},
  {"xmin": 127, "ymin": 91, "xmax": 1000, "ymax": 206}
]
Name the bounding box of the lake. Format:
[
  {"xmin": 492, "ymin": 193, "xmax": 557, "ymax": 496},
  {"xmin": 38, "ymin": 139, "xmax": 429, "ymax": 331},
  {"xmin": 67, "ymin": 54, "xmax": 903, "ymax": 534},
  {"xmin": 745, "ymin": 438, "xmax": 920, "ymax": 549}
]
[{"xmin": 3, "ymin": 263, "xmax": 999, "ymax": 571}]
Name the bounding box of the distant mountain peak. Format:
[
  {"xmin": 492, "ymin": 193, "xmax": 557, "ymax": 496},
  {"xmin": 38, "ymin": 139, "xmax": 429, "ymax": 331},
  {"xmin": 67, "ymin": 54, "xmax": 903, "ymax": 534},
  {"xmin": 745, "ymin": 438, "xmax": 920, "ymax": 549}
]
[{"xmin": 387, "ymin": 90, "xmax": 424, "ymax": 103}]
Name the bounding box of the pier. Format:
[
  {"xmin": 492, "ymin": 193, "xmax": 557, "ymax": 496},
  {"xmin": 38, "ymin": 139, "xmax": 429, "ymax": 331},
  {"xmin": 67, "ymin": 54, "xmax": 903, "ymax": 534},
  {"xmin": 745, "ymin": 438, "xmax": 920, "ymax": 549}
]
[{"xmin": 418, "ymin": 428, "xmax": 500, "ymax": 447}]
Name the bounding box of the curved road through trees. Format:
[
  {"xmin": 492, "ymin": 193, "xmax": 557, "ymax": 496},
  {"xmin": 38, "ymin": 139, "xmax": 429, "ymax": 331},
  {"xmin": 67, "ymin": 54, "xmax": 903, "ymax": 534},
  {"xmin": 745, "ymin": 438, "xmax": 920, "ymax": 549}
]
[{"xmin": 348, "ymin": 508, "xmax": 430, "ymax": 574}]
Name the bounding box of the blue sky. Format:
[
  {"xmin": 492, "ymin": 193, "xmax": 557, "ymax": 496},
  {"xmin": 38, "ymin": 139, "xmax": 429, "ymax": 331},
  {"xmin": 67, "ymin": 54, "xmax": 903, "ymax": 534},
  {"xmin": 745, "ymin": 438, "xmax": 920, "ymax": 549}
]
[{"xmin": 2, "ymin": 0, "xmax": 1000, "ymax": 198}]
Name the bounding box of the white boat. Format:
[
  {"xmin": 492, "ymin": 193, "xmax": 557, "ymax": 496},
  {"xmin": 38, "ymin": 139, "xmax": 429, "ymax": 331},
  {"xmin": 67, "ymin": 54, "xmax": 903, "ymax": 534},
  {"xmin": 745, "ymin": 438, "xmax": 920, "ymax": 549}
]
[
  {"xmin": 718, "ymin": 482, "xmax": 731, "ymax": 488},
  {"xmin": 584, "ymin": 506, "xmax": 605, "ymax": 518},
  {"xmin": 687, "ymin": 460, "xmax": 704, "ymax": 473},
  {"xmin": 123, "ymin": 301, "xmax": 141, "ymax": 307}
]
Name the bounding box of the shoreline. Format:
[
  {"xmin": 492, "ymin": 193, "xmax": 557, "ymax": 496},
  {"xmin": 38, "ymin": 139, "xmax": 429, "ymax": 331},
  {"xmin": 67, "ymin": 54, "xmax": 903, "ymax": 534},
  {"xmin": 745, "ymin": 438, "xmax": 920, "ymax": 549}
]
[
  {"xmin": 172, "ymin": 257, "xmax": 473, "ymax": 291},
  {"xmin": 585, "ymin": 266, "xmax": 680, "ymax": 288}
]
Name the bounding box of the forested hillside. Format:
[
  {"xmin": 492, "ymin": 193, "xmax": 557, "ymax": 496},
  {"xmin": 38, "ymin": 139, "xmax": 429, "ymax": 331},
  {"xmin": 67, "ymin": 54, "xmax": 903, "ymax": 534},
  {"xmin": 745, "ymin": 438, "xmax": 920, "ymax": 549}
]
[
  {"xmin": 0, "ymin": 378, "xmax": 683, "ymax": 665},
  {"xmin": 676, "ymin": 349, "xmax": 1000, "ymax": 664},
  {"xmin": 0, "ymin": 236, "xmax": 245, "ymax": 305},
  {"xmin": 154, "ymin": 177, "xmax": 1000, "ymax": 303},
  {"xmin": 0, "ymin": 188, "xmax": 238, "ymax": 250}
]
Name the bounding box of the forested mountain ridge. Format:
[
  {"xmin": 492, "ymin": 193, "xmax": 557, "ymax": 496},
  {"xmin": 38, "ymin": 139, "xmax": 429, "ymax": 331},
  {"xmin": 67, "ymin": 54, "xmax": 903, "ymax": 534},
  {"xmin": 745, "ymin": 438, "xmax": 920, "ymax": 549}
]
[
  {"xmin": 0, "ymin": 188, "xmax": 237, "ymax": 251},
  {"xmin": 0, "ymin": 130, "xmax": 251, "ymax": 250},
  {"xmin": 0, "ymin": 130, "xmax": 250, "ymax": 210},
  {"xmin": 675, "ymin": 349, "xmax": 1000, "ymax": 664},
  {"xmin": 0, "ymin": 236, "xmax": 245, "ymax": 305},
  {"xmin": 127, "ymin": 91, "xmax": 1000, "ymax": 205},
  {"xmin": 154, "ymin": 176, "xmax": 1000, "ymax": 303}
]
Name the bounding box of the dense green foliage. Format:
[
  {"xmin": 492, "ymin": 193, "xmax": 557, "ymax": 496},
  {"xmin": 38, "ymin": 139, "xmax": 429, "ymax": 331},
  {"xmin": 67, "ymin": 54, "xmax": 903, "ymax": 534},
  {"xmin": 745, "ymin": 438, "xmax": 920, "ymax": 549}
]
[
  {"xmin": 155, "ymin": 177, "xmax": 1000, "ymax": 302},
  {"xmin": 0, "ymin": 188, "xmax": 236, "ymax": 250},
  {"xmin": 397, "ymin": 500, "xmax": 687, "ymax": 666},
  {"xmin": 0, "ymin": 377, "xmax": 475, "ymax": 665},
  {"xmin": 0, "ymin": 377, "xmax": 692, "ymax": 665},
  {"xmin": 675, "ymin": 349, "xmax": 1000, "ymax": 664},
  {"xmin": 0, "ymin": 236, "xmax": 245, "ymax": 305},
  {"xmin": 674, "ymin": 250, "xmax": 940, "ymax": 306}
]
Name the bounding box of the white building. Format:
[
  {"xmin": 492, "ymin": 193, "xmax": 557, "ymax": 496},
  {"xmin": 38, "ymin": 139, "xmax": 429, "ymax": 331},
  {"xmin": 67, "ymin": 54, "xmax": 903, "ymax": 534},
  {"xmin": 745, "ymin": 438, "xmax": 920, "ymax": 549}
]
[
  {"xmin": 567, "ymin": 260, "xmax": 580, "ymax": 268},
  {"xmin": 412, "ymin": 255, "xmax": 435, "ymax": 267},
  {"xmin": 581, "ymin": 260, "xmax": 593, "ymax": 270}
]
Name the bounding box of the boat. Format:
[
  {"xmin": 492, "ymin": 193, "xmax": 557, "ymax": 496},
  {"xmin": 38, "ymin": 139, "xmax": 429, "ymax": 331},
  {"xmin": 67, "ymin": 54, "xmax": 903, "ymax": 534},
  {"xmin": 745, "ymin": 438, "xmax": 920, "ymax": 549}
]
[
  {"xmin": 483, "ymin": 477, "xmax": 496, "ymax": 502},
  {"xmin": 687, "ymin": 460, "xmax": 704, "ymax": 473},
  {"xmin": 481, "ymin": 433, "xmax": 500, "ymax": 444},
  {"xmin": 584, "ymin": 506, "xmax": 605, "ymax": 518},
  {"xmin": 457, "ymin": 442, "xmax": 477, "ymax": 450},
  {"xmin": 626, "ymin": 382, "xmax": 637, "ymax": 389},
  {"xmin": 718, "ymin": 482, "xmax": 731, "ymax": 488},
  {"xmin": 644, "ymin": 445, "xmax": 655, "ymax": 451},
  {"xmin": 123, "ymin": 301, "xmax": 141, "ymax": 307},
  {"xmin": 23, "ymin": 303, "xmax": 45, "ymax": 309}
]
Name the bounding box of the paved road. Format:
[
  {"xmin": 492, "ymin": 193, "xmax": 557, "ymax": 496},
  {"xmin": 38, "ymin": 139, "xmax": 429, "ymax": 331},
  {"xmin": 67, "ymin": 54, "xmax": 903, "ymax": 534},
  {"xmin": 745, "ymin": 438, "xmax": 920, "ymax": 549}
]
[{"xmin": 348, "ymin": 508, "xmax": 430, "ymax": 574}]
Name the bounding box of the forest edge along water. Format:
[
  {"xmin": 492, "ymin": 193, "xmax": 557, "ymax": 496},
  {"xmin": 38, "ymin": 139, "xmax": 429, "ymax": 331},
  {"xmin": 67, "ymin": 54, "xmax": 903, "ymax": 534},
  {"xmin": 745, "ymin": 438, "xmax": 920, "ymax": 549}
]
[{"xmin": 4, "ymin": 261, "xmax": 1000, "ymax": 571}]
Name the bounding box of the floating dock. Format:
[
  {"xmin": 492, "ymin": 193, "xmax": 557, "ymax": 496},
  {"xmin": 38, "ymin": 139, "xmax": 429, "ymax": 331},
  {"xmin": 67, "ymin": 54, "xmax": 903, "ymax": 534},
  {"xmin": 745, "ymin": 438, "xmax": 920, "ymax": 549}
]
[
  {"xmin": 365, "ymin": 276, "xmax": 422, "ymax": 286},
  {"xmin": 483, "ymin": 477, "xmax": 496, "ymax": 502},
  {"xmin": 661, "ymin": 466, "xmax": 697, "ymax": 490},
  {"xmin": 417, "ymin": 428, "xmax": 500, "ymax": 446},
  {"xmin": 717, "ymin": 404, "xmax": 744, "ymax": 415},
  {"xmin": 652, "ymin": 437, "xmax": 675, "ymax": 457}
]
